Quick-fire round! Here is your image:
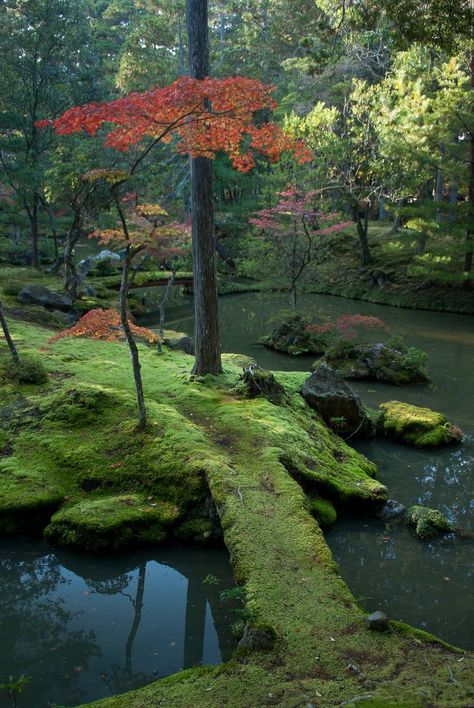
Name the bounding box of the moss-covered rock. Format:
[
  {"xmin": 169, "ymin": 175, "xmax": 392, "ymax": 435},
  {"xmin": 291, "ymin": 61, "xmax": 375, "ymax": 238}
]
[
  {"xmin": 308, "ymin": 495, "xmax": 337, "ymax": 527},
  {"xmin": 405, "ymin": 505, "xmax": 454, "ymax": 539},
  {"xmin": 45, "ymin": 494, "xmax": 179, "ymax": 552},
  {"xmin": 320, "ymin": 341, "xmax": 429, "ymax": 385},
  {"xmin": 378, "ymin": 401, "xmax": 463, "ymax": 447},
  {"xmin": 261, "ymin": 314, "xmax": 327, "ymax": 356}
]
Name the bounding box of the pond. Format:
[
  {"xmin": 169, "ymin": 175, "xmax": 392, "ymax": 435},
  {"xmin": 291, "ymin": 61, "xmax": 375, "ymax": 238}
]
[
  {"xmin": 143, "ymin": 289, "xmax": 474, "ymax": 650},
  {"xmin": 0, "ymin": 540, "xmax": 235, "ymax": 708}
]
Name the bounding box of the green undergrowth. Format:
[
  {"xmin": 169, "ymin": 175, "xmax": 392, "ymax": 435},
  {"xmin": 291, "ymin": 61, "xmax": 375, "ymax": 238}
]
[{"xmin": 0, "ymin": 320, "xmax": 472, "ymax": 706}]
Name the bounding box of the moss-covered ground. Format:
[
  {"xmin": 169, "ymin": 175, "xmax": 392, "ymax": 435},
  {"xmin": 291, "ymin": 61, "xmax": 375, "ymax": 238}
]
[{"xmin": 0, "ymin": 321, "xmax": 473, "ymax": 706}]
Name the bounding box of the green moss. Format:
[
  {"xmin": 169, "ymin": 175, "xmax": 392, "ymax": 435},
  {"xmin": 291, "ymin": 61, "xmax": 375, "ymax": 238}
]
[
  {"xmin": 308, "ymin": 495, "xmax": 337, "ymax": 526},
  {"xmin": 0, "ymin": 352, "xmax": 49, "ymax": 384},
  {"xmin": 405, "ymin": 505, "xmax": 454, "ymax": 539},
  {"xmin": 379, "ymin": 401, "xmax": 463, "ymax": 447},
  {"xmin": 0, "ymin": 457, "xmax": 64, "ymax": 534},
  {"xmin": 45, "ymin": 494, "xmax": 179, "ymax": 552},
  {"xmin": 1, "ymin": 319, "xmax": 472, "ymax": 707}
]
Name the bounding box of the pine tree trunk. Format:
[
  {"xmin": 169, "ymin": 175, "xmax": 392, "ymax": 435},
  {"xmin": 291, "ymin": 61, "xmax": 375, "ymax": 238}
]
[
  {"xmin": 448, "ymin": 181, "xmax": 457, "ymax": 225},
  {"xmin": 187, "ymin": 0, "xmax": 222, "ymax": 375},
  {"xmin": 120, "ymin": 251, "xmax": 147, "ymax": 430},
  {"xmin": 355, "ymin": 204, "xmax": 371, "ymax": 266}
]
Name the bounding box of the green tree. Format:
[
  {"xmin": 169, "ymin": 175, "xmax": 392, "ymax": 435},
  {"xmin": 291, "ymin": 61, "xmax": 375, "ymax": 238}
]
[{"xmin": 0, "ymin": 0, "xmax": 99, "ymax": 266}]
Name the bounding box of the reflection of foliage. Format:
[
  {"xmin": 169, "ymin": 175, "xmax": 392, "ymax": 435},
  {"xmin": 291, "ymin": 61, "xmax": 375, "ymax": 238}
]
[
  {"xmin": 0, "ymin": 674, "xmax": 30, "ymax": 708},
  {"xmin": 0, "ymin": 544, "xmax": 101, "ymax": 707}
]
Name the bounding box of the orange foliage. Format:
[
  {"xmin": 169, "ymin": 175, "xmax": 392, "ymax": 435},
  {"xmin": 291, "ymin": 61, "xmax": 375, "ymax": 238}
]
[
  {"xmin": 37, "ymin": 76, "xmax": 311, "ymax": 172},
  {"xmin": 48, "ymin": 309, "xmax": 160, "ymax": 345}
]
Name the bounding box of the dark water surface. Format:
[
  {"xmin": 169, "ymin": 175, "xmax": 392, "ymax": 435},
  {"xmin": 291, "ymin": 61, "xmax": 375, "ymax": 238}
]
[
  {"xmin": 0, "ymin": 541, "xmax": 235, "ymax": 707},
  {"xmin": 145, "ymin": 290, "xmax": 474, "ymax": 649}
]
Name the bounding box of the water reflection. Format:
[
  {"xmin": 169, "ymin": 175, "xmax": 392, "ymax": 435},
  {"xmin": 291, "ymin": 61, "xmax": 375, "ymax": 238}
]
[{"xmin": 0, "ymin": 541, "xmax": 235, "ymax": 708}]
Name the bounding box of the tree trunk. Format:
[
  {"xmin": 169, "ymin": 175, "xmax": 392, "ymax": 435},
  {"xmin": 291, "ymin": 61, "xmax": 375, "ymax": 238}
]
[
  {"xmin": 355, "ymin": 203, "xmax": 371, "ymax": 266},
  {"xmin": 0, "ymin": 301, "xmax": 20, "ymax": 365},
  {"xmin": 120, "ymin": 251, "xmax": 147, "ymax": 429},
  {"xmin": 30, "ymin": 193, "xmax": 40, "ymax": 268},
  {"xmin": 64, "ymin": 215, "xmax": 82, "ymax": 297},
  {"xmin": 159, "ymin": 270, "xmax": 176, "ymax": 336},
  {"xmin": 434, "ymin": 165, "xmax": 444, "ymax": 225},
  {"xmin": 187, "ymin": 0, "xmax": 222, "ymax": 375},
  {"xmin": 465, "ymin": 43, "xmax": 474, "ymax": 274},
  {"xmin": 448, "ymin": 181, "xmax": 457, "ymax": 225}
]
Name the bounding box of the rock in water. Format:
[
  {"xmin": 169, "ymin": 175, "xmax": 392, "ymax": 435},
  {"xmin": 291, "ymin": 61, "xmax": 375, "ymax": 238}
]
[
  {"xmin": 378, "ymin": 401, "xmax": 463, "ymax": 448},
  {"xmin": 321, "ymin": 342, "xmax": 429, "ymax": 385},
  {"xmin": 300, "ymin": 364, "xmax": 371, "ymax": 437},
  {"xmin": 375, "ymin": 499, "xmax": 405, "ymax": 520},
  {"xmin": 405, "ymin": 505, "xmax": 454, "ymax": 539},
  {"xmin": 365, "ymin": 611, "xmax": 391, "ymax": 632},
  {"xmin": 17, "ymin": 285, "xmax": 72, "ymax": 311}
]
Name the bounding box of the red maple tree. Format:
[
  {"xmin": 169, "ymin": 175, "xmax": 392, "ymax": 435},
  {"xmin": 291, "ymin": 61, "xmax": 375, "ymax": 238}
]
[
  {"xmin": 250, "ymin": 187, "xmax": 352, "ymax": 308},
  {"xmin": 37, "ymin": 77, "xmax": 311, "ymax": 172},
  {"xmin": 48, "ymin": 309, "xmax": 160, "ymax": 345}
]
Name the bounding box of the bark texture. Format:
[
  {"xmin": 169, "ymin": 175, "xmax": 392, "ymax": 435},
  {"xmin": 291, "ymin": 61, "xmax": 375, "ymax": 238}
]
[{"xmin": 187, "ymin": 0, "xmax": 222, "ymax": 375}]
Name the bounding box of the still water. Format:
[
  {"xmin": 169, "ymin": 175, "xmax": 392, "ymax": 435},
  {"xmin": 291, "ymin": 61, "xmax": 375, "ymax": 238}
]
[
  {"xmin": 143, "ymin": 289, "xmax": 474, "ymax": 649},
  {"xmin": 0, "ymin": 541, "xmax": 235, "ymax": 707}
]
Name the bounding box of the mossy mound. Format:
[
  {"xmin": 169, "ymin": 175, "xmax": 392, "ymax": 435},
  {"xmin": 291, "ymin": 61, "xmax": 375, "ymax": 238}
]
[
  {"xmin": 378, "ymin": 401, "xmax": 463, "ymax": 447},
  {"xmin": 260, "ymin": 314, "xmax": 327, "ymax": 356},
  {"xmin": 405, "ymin": 505, "xmax": 454, "ymax": 539},
  {"xmin": 0, "ymin": 352, "xmax": 49, "ymax": 384},
  {"xmin": 0, "ymin": 459, "xmax": 64, "ymax": 534},
  {"xmin": 45, "ymin": 494, "xmax": 179, "ymax": 552},
  {"xmin": 308, "ymin": 495, "xmax": 337, "ymax": 527},
  {"xmin": 320, "ymin": 341, "xmax": 429, "ymax": 385}
]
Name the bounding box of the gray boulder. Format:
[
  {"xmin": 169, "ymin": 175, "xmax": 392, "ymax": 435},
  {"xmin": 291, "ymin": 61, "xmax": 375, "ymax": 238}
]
[
  {"xmin": 300, "ymin": 364, "xmax": 371, "ymax": 437},
  {"xmin": 164, "ymin": 333, "xmax": 195, "ymax": 355},
  {"xmin": 77, "ymin": 249, "xmax": 121, "ymax": 278},
  {"xmin": 375, "ymin": 499, "xmax": 406, "ymax": 521},
  {"xmin": 17, "ymin": 285, "xmax": 72, "ymax": 311}
]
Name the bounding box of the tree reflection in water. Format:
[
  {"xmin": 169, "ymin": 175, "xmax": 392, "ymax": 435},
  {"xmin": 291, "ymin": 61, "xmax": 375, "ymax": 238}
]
[{"xmin": 0, "ymin": 541, "xmax": 235, "ymax": 707}]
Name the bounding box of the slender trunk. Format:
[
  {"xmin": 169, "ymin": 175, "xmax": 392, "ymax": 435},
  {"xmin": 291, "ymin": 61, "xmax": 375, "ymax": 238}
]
[
  {"xmin": 159, "ymin": 269, "xmax": 176, "ymax": 336},
  {"xmin": 448, "ymin": 181, "xmax": 457, "ymax": 225},
  {"xmin": 64, "ymin": 215, "xmax": 82, "ymax": 297},
  {"xmin": 378, "ymin": 197, "xmax": 387, "ymax": 221},
  {"xmin": 187, "ymin": 0, "xmax": 222, "ymax": 375},
  {"xmin": 290, "ymin": 285, "xmax": 297, "ymax": 309},
  {"xmin": 355, "ymin": 203, "xmax": 371, "ymax": 266},
  {"xmin": 434, "ymin": 145, "xmax": 444, "ymax": 224},
  {"xmin": 465, "ymin": 42, "xmax": 474, "ymax": 274},
  {"xmin": 30, "ymin": 193, "xmax": 40, "ymax": 267},
  {"xmin": 120, "ymin": 250, "xmax": 147, "ymax": 430},
  {"xmin": 0, "ymin": 301, "xmax": 20, "ymax": 365},
  {"xmin": 391, "ymin": 198, "xmax": 403, "ymax": 234},
  {"xmin": 416, "ymin": 232, "xmax": 427, "ymax": 255},
  {"xmin": 178, "ymin": 16, "xmax": 186, "ymax": 76}
]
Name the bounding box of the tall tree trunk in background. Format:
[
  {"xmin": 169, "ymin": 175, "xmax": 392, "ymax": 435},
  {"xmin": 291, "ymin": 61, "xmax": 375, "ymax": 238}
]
[
  {"xmin": 448, "ymin": 180, "xmax": 457, "ymax": 225},
  {"xmin": 27, "ymin": 192, "xmax": 40, "ymax": 268},
  {"xmin": 465, "ymin": 37, "xmax": 474, "ymax": 274},
  {"xmin": 434, "ymin": 163, "xmax": 444, "ymax": 225},
  {"xmin": 354, "ymin": 202, "xmax": 372, "ymax": 266},
  {"xmin": 187, "ymin": 0, "xmax": 222, "ymax": 375}
]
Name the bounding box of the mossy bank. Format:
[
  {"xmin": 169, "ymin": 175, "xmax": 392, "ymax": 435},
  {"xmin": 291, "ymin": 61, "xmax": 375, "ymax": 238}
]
[{"xmin": 0, "ymin": 321, "xmax": 472, "ymax": 707}]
